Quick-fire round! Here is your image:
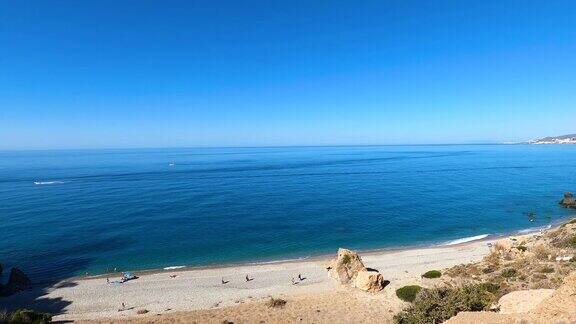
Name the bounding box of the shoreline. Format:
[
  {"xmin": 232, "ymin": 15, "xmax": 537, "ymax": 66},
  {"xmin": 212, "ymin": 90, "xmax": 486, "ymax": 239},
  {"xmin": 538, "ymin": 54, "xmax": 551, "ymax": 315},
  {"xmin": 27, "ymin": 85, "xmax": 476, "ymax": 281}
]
[
  {"xmin": 76, "ymin": 220, "xmax": 558, "ymax": 282},
  {"xmin": 0, "ymin": 234, "xmax": 499, "ymax": 321},
  {"xmin": 0, "ymin": 221, "xmax": 566, "ymax": 322}
]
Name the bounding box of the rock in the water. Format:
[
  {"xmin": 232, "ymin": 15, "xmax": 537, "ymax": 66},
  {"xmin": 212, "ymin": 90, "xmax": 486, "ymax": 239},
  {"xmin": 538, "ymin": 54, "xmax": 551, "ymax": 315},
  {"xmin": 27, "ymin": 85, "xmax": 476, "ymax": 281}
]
[
  {"xmin": 354, "ymin": 270, "xmax": 386, "ymax": 292},
  {"xmin": 328, "ymin": 248, "xmax": 366, "ymax": 284},
  {"xmin": 559, "ymin": 192, "xmax": 576, "ymax": 208},
  {"xmin": 1, "ymin": 267, "xmax": 31, "ymax": 296}
]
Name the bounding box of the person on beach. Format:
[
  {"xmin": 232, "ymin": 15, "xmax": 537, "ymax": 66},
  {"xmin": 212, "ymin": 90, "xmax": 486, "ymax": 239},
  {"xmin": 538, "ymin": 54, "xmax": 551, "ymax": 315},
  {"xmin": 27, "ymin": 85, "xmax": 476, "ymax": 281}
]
[
  {"xmin": 106, "ymin": 278, "xmax": 109, "ymax": 284},
  {"xmin": 298, "ymin": 273, "xmax": 303, "ymax": 281},
  {"xmin": 221, "ymin": 277, "xmax": 228, "ymax": 284},
  {"xmin": 121, "ymin": 302, "xmax": 125, "ymax": 310},
  {"xmin": 245, "ymin": 275, "xmax": 252, "ymax": 282}
]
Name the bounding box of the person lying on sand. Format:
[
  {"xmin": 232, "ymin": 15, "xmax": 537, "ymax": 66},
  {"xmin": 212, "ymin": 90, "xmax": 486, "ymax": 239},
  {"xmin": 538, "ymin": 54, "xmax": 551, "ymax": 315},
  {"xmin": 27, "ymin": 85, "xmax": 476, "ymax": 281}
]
[{"xmin": 221, "ymin": 277, "xmax": 229, "ymax": 284}]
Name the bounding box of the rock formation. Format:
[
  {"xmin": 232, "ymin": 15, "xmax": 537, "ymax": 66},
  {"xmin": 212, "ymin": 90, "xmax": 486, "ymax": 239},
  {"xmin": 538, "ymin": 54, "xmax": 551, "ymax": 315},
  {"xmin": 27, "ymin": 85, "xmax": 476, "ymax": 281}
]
[
  {"xmin": 328, "ymin": 248, "xmax": 366, "ymax": 284},
  {"xmin": 446, "ymin": 270, "xmax": 576, "ymax": 323},
  {"xmin": 0, "ymin": 267, "xmax": 31, "ymax": 296},
  {"xmin": 328, "ymin": 248, "xmax": 387, "ymax": 292},
  {"xmin": 354, "ymin": 270, "xmax": 386, "ymax": 292},
  {"xmin": 560, "ymin": 192, "xmax": 576, "ymax": 208},
  {"xmin": 497, "ymin": 289, "xmax": 555, "ymax": 314}
]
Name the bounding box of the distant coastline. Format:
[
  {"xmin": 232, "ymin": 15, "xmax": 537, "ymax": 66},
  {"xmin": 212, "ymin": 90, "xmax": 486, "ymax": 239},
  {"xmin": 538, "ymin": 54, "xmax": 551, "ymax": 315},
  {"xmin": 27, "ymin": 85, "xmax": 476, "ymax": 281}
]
[{"xmin": 528, "ymin": 134, "xmax": 576, "ymax": 144}]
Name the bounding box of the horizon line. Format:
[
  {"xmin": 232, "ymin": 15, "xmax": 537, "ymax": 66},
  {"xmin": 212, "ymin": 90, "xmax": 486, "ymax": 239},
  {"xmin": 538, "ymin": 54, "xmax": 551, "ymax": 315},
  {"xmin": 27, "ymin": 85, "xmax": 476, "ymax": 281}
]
[{"xmin": 0, "ymin": 142, "xmax": 527, "ymax": 153}]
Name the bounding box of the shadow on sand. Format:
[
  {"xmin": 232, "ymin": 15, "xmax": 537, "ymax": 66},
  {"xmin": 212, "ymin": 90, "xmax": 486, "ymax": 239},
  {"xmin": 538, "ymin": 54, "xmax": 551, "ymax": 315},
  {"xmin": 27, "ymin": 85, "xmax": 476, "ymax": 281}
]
[
  {"xmin": 0, "ymin": 236, "xmax": 134, "ymax": 320},
  {"xmin": 0, "ymin": 257, "xmax": 90, "ymax": 318}
]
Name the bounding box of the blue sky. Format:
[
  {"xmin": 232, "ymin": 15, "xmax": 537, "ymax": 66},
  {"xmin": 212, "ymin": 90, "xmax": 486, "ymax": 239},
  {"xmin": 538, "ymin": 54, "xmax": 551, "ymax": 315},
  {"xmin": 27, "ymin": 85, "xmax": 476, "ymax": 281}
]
[{"xmin": 1, "ymin": 1, "xmax": 575, "ymax": 149}]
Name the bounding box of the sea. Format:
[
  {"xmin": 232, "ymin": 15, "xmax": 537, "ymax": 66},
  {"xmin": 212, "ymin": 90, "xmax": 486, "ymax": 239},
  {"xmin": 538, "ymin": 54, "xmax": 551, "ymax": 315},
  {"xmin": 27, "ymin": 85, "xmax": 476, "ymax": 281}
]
[{"xmin": 1, "ymin": 144, "xmax": 575, "ymax": 284}]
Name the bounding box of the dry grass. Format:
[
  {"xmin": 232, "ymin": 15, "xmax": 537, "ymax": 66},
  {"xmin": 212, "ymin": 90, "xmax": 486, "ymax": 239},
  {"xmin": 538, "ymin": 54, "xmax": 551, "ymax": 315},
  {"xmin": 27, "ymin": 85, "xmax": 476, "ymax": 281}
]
[
  {"xmin": 533, "ymin": 244, "xmax": 553, "ymax": 261},
  {"xmin": 266, "ymin": 297, "xmax": 287, "ymax": 308},
  {"xmin": 443, "ymin": 218, "xmax": 576, "ymax": 293},
  {"xmin": 485, "ymin": 250, "xmax": 501, "ymax": 268}
]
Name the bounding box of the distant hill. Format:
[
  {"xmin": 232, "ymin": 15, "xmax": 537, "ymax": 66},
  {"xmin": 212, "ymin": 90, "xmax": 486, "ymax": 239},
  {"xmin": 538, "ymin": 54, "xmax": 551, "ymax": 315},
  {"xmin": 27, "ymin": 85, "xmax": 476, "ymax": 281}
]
[{"xmin": 528, "ymin": 134, "xmax": 576, "ymax": 144}]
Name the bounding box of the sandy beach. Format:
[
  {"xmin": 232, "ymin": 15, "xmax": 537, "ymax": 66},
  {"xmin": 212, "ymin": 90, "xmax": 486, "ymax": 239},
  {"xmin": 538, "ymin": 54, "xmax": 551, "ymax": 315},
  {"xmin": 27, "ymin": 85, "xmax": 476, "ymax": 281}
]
[{"xmin": 1, "ymin": 239, "xmax": 491, "ymax": 322}]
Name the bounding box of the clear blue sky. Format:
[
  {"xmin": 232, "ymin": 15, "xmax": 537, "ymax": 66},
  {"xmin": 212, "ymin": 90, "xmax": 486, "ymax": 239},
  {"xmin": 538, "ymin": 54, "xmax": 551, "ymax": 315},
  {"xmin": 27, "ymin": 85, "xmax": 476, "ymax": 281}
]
[{"xmin": 1, "ymin": 1, "xmax": 575, "ymax": 149}]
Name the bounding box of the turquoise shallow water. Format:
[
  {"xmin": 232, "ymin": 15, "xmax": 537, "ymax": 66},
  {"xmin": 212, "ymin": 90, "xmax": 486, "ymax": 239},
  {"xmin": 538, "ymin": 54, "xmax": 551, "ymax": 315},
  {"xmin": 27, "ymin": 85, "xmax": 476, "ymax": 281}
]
[{"xmin": 1, "ymin": 145, "xmax": 575, "ymax": 283}]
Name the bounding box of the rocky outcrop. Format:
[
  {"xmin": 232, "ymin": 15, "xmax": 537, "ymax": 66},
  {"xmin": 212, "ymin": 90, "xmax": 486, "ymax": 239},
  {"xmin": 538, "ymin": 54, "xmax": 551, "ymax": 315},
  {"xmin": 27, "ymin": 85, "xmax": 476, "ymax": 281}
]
[
  {"xmin": 446, "ymin": 271, "xmax": 576, "ymax": 323},
  {"xmin": 354, "ymin": 270, "xmax": 386, "ymax": 292},
  {"xmin": 560, "ymin": 192, "xmax": 576, "ymax": 208},
  {"xmin": 498, "ymin": 289, "xmax": 555, "ymax": 314},
  {"xmin": 327, "ymin": 248, "xmax": 387, "ymax": 292},
  {"xmin": 0, "ymin": 267, "xmax": 31, "ymax": 296},
  {"xmin": 328, "ymin": 248, "xmax": 366, "ymax": 284}
]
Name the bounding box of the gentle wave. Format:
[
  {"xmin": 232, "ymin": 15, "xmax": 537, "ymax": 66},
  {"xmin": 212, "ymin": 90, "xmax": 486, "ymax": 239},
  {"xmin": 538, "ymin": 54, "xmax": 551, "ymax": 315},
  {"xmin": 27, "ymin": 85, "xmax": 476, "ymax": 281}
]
[
  {"xmin": 246, "ymin": 256, "xmax": 309, "ymax": 266},
  {"xmin": 34, "ymin": 181, "xmax": 65, "ymax": 185},
  {"xmin": 163, "ymin": 266, "xmax": 186, "ymax": 270},
  {"xmin": 516, "ymin": 224, "xmax": 552, "ymax": 234},
  {"xmin": 444, "ymin": 234, "xmax": 490, "ymax": 246}
]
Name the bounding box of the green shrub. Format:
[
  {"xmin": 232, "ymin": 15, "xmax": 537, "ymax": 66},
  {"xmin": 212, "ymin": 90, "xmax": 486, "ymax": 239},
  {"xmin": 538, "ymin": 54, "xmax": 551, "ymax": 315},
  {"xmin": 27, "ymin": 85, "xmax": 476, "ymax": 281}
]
[
  {"xmin": 569, "ymin": 235, "xmax": 576, "ymax": 248},
  {"xmin": 501, "ymin": 268, "xmax": 517, "ymax": 278},
  {"xmin": 539, "ymin": 266, "xmax": 555, "ymax": 273},
  {"xmin": 516, "ymin": 245, "xmax": 527, "ymax": 252},
  {"xmin": 481, "ymin": 266, "xmax": 494, "ymax": 274},
  {"xmin": 394, "ymin": 284, "xmax": 497, "ymax": 324},
  {"xmin": 7, "ymin": 309, "xmax": 52, "ymax": 324},
  {"xmin": 421, "ymin": 270, "xmax": 442, "ymax": 279},
  {"xmin": 396, "ymin": 285, "xmax": 422, "ymax": 302},
  {"xmin": 340, "ymin": 254, "xmax": 351, "ymax": 265},
  {"xmin": 477, "ymin": 282, "xmax": 500, "ymax": 295}
]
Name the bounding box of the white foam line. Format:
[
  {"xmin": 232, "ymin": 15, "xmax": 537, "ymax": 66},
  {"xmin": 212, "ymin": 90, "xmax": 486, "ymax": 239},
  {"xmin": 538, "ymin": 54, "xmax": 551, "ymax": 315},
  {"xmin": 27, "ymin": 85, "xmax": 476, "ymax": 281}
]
[
  {"xmin": 34, "ymin": 181, "xmax": 65, "ymax": 185},
  {"xmin": 516, "ymin": 224, "xmax": 552, "ymax": 234},
  {"xmin": 444, "ymin": 234, "xmax": 490, "ymax": 246},
  {"xmin": 246, "ymin": 256, "xmax": 309, "ymax": 266}
]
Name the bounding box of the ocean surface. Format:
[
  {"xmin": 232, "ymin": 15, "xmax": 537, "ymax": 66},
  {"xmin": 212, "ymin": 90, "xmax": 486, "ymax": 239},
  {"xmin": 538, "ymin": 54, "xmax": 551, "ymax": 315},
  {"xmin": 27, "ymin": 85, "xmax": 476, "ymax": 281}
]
[{"xmin": 1, "ymin": 145, "xmax": 575, "ymax": 283}]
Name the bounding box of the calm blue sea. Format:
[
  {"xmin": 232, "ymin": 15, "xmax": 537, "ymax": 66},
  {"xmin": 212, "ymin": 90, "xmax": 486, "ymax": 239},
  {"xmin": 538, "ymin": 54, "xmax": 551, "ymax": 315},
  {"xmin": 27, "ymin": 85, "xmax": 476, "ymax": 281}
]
[{"xmin": 1, "ymin": 145, "xmax": 575, "ymax": 283}]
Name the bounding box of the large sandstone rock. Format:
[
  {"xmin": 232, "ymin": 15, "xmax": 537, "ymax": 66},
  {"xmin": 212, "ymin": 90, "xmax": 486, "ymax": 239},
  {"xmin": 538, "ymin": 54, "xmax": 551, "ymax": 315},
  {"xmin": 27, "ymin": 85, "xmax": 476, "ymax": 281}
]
[
  {"xmin": 1, "ymin": 267, "xmax": 31, "ymax": 296},
  {"xmin": 328, "ymin": 248, "xmax": 366, "ymax": 284},
  {"xmin": 354, "ymin": 270, "xmax": 386, "ymax": 292},
  {"xmin": 447, "ymin": 271, "xmax": 576, "ymax": 324},
  {"xmin": 560, "ymin": 192, "xmax": 576, "ymax": 208},
  {"xmin": 498, "ymin": 289, "xmax": 555, "ymax": 314}
]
